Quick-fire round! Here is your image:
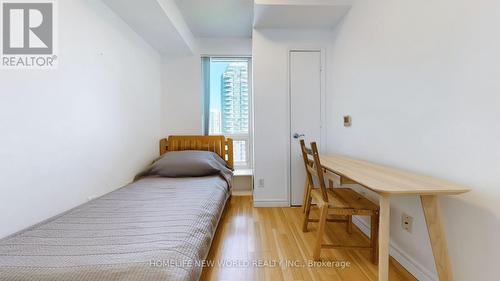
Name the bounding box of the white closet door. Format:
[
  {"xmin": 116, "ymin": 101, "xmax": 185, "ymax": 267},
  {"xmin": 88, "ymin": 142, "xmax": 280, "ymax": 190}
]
[{"xmin": 289, "ymin": 50, "xmax": 322, "ymax": 206}]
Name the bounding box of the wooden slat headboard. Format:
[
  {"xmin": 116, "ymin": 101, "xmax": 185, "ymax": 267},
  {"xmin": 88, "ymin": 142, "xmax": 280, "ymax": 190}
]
[{"xmin": 160, "ymin": 135, "xmax": 234, "ymax": 168}]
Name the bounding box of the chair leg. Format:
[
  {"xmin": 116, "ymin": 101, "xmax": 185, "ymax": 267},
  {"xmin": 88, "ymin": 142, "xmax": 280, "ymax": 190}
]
[
  {"xmin": 302, "ymin": 191, "xmax": 313, "ymax": 232},
  {"xmin": 346, "ymin": 215, "xmax": 353, "ymax": 234},
  {"xmin": 371, "ymin": 213, "xmax": 379, "ymax": 265},
  {"xmin": 313, "ymin": 204, "xmax": 328, "ymax": 261},
  {"xmin": 302, "ymin": 179, "xmax": 310, "ymax": 213}
]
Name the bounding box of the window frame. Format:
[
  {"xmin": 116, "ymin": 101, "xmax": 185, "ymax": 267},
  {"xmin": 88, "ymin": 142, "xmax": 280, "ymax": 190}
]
[{"xmin": 202, "ymin": 56, "xmax": 253, "ymax": 169}]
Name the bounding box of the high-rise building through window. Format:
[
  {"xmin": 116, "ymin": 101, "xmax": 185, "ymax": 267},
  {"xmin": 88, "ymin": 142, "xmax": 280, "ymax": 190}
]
[{"xmin": 221, "ymin": 62, "xmax": 249, "ymax": 134}]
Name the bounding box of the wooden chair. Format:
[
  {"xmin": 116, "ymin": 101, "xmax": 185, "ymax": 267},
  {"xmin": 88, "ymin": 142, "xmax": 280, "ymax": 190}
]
[{"xmin": 300, "ymin": 140, "xmax": 380, "ymax": 264}]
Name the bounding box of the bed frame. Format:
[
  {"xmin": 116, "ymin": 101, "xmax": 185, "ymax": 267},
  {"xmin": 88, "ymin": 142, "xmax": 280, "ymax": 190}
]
[{"xmin": 160, "ymin": 135, "xmax": 234, "ymax": 169}]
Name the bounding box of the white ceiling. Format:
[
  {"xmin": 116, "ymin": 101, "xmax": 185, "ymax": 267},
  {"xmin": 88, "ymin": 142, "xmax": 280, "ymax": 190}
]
[
  {"xmin": 102, "ymin": 0, "xmax": 196, "ymax": 55},
  {"xmin": 103, "ymin": 0, "xmax": 352, "ymax": 54},
  {"xmin": 174, "ymin": 0, "xmax": 254, "ymax": 38},
  {"xmin": 254, "ymin": 3, "xmax": 352, "ymax": 29}
]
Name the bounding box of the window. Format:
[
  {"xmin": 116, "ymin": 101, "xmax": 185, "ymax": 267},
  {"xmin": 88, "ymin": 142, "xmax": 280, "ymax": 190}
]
[{"xmin": 202, "ymin": 57, "xmax": 252, "ymax": 168}]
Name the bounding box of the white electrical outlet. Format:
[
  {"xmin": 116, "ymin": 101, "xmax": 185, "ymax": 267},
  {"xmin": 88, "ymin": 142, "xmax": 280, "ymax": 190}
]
[
  {"xmin": 257, "ymin": 179, "xmax": 265, "ymax": 188},
  {"xmin": 401, "ymin": 213, "xmax": 413, "ymax": 233}
]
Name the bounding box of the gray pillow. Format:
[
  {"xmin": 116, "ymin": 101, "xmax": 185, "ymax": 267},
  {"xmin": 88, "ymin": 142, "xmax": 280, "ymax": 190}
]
[{"xmin": 136, "ymin": 150, "xmax": 232, "ymax": 179}]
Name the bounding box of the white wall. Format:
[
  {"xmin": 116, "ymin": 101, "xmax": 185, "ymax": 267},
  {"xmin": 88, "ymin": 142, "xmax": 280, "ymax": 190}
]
[
  {"xmin": 328, "ymin": 0, "xmax": 500, "ymax": 280},
  {"xmin": 161, "ymin": 55, "xmax": 202, "ymax": 135},
  {"xmin": 161, "ymin": 38, "xmax": 252, "ymax": 136},
  {"xmin": 0, "ymin": 0, "xmax": 162, "ymax": 238},
  {"xmin": 252, "ymin": 29, "xmax": 334, "ymax": 206}
]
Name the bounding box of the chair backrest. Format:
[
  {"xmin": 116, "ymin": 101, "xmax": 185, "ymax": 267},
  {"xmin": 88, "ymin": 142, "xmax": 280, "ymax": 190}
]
[{"xmin": 299, "ymin": 140, "xmax": 329, "ymax": 202}]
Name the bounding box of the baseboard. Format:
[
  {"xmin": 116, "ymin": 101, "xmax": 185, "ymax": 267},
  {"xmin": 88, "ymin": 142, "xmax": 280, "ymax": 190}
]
[
  {"xmin": 231, "ymin": 190, "xmax": 252, "ymax": 196},
  {"xmin": 253, "ymin": 199, "xmax": 289, "ymax": 207},
  {"xmin": 351, "ymin": 216, "xmax": 438, "ymax": 281}
]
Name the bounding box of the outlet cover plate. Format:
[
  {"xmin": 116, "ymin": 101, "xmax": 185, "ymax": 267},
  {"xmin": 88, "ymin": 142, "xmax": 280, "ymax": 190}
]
[{"xmin": 402, "ymin": 213, "xmax": 413, "ymax": 233}]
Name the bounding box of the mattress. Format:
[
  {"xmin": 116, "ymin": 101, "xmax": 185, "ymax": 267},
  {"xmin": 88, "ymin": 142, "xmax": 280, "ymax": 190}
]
[{"xmin": 0, "ymin": 176, "xmax": 230, "ymax": 281}]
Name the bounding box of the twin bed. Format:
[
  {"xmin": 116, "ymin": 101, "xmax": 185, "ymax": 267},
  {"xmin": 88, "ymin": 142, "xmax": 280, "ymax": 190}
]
[{"xmin": 0, "ymin": 136, "xmax": 234, "ymax": 281}]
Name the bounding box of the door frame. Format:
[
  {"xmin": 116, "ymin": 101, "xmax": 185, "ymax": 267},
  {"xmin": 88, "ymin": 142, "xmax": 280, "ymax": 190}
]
[{"xmin": 287, "ymin": 49, "xmax": 327, "ymax": 206}]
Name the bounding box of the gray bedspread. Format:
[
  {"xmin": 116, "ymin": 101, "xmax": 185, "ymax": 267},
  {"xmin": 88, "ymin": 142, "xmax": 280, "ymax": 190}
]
[{"xmin": 0, "ymin": 176, "xmax": 229, "ymax": 281}]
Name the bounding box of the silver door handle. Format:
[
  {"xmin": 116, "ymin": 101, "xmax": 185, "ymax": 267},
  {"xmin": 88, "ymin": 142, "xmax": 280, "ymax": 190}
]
[{"xmin": 293, "ymin": 133, "xmax": 305, "ymax": 139}]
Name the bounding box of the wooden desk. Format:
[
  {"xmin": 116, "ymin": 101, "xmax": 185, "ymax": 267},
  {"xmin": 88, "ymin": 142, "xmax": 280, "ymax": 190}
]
[{"xmin": 320, "ymin": 154, "xmax": 470, "ymax": 281}]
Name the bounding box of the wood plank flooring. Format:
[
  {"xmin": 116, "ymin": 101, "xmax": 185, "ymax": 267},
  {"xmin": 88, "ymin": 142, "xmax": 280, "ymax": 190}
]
[{"xmin": 200, "ymin": 195, "xmax": 417, "ymax": 281}]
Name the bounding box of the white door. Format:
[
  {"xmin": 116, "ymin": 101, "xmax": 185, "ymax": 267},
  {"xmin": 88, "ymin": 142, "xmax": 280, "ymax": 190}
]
[{"xmin": 289, "ymin": 51, "xmax": 322, "ymax": 206}]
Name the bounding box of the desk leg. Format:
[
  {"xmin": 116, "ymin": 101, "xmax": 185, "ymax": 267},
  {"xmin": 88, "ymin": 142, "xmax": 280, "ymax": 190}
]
[
  {"xmin": 421, "ymin": 195, "xmax": 453, "ymax": 281},
  {"xmin": 378, "ymin": 195, "xmax": 390, "ymax": 281}
]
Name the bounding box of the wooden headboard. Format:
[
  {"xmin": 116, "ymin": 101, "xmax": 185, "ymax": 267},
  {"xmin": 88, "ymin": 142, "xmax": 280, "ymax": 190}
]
[{"xmin": 160, "ymin": 135, "xmax": 234, "ymax": 168}]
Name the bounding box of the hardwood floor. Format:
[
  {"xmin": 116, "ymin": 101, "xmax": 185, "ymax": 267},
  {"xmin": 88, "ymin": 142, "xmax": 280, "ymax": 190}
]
[{"xmin": 200, "ymin": 195, "xmax": 417, "ymax": 281}]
